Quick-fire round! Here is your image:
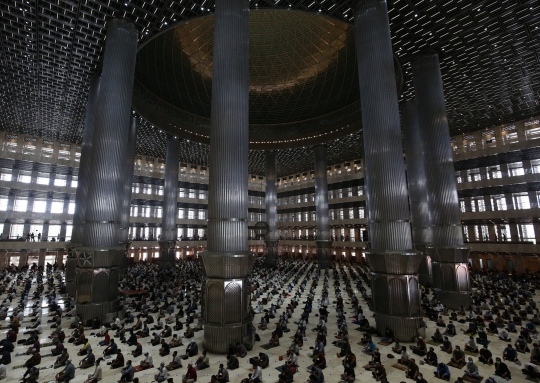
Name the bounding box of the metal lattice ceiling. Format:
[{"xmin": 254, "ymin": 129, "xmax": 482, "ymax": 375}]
[{"xmin": 0, "ymin": 0, "xmax": 539, "ymax": 176}]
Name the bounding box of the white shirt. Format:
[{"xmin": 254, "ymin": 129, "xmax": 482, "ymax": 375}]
[
  {"xmin": 144, "ymin": 354, "xmax": 153, "ymax": 365},
  {"xmin": 0, "ymin": 363, "xmax": 6, "ymax": 379},
  {"xmin": 90, "ymin": 364, "xmax": 102, "ymax": 380},
  {"xmin": 252, "ymin": 366, "xmax": 262, "ymax": 380},
  {"xmin": 157, "ymin": 366, "xmax": 167, "ymax": 377}
]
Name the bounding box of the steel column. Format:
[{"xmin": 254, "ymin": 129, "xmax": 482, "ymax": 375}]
[
  {"xmin": 401, "ymin": 100, "xmax": 433, "ymax": 286},
  {"xmin": 76, "ymin": 18, "xmax": 138, "ymax": 323},
  {"xmin": 353, "ymin": 0, "xmax": 422, "ymax": 340},
  {"xmin": 199, "ymin": 0, "xmax": 253, "ymax": 354},
  {"xmin": 67, "ymin": 76, "xmax": 100, "ymax": 295},
  {"xmin": 314, "ymin": 145, "xmax": 332, "ymax": 269},
  {"xmin": 264, "ymin": 151, "xmax": 278, "ymax": 266},
  {"xmin": 412, "ymin": 51, "xmax": 470, "ymax": 309},
  {"xmin": 159, "ymin": 135, "xmax": 180, "ymax": 268}
]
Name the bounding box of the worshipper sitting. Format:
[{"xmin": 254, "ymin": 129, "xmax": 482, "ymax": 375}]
[
  {"xmin": 392, "ymin": 339, "xmax": 401, "ymax": 353},
  {"xmin": 503, "ymin": 344, "xmax": 518, "ymax": 362},
  {"xmin": 432, "ymin": 328, "xmax": 444, "ymax": 343},
  {"xmin": 151, "ymin": 332, "xmax": 161, "ymax": 346},
  {"xmin": 440, "ymin": 336, "xmax": 452, "ymax": 353},
  {"xmin": 235, "ymin": 342, "xmax": 247, "ymax": 358},
  {"xmin": 405, "ymin": 358, "xmax": 419, "ymax": 380},
  {"xmin": 104, "ymin": 339, "xmax": 118, "ymax": 356},
  {"xmin": 494, "ymin": 357, "xmax": 511, "ymax": 380},
  {"xmin": 463, "ymin": 357, "xmax": 480, "ymax": 379},
  {"xmin": 169, "ymin": 334, "xmax": 183, "ymax": 348},
  {"xmin": 278, "ymin": 363, "xmax": 293, "ymax": 383},
  {"xmin": 54, "ymin": 349, "xmax": 70, "ymax": 369},
  {"xmin": 79, "ymin": 349, "xmax": 96, "ymax": 369},
  {"xmin": 476, "ymin": 329, "xmax": 489, "ymax": 346},
  {"xmin": 450, "ymin": 346, "xmax": 465, "ymax": 367},
  {"xmin": 23, "ymin": 348, "xmax": 41, "ymax": 368},
  {"xmin": 118, "ymin": 360, "xmax": 134, "ymax": 382},
  {"xmin": 195, "ymin": 350, "xmax": 210, "ymax": 370},
  {"xmin": 498, "ymin": 328, "xmax": 511, "ymax": 341},
  {"xmin": 371, "ymin": 361, "xmax": 386, "ymax": 382},
  {"xmin": 308, "ymin": 366, "xmax": 324, "ymax": 383},
  {"xmin": 310, "ymin": 351, "xmax": 326, "ymax": 370},
  {"xmin": 185, "ymin": 339, "xmax": 199, "ymax": 357},
  {"xmin": 182, "ymin": 363, "xmax": 197, "ymax": 383},
  {"xmin": 398, "ymin": 346, "xmax": 411, "ymax": 366},
  {"xmin": 381, "ymin": 327, "xmax": 393, "ymax": 343},
  {"xmin": 434, "ymin": 362, "xmax": 450, "ymax": 381},
  {"xmin": 436, "ymin": 316, "xmax": 446, "ymax": 328},
  {"xmin": 226, "ymin": 354, "xmax": 239, "ymax": 370},
  {"xmin": 522, "ymin": 362, "xmax": 540, "ymax": 379},
  {"xmin": 464, "ymin": 336, "xmax": 478, "ymax": 353},
  {"xmin": 131, "ymin": 342, "xmax": 142, "ymax": 358},
  {"xmin": 531, "ymin": 343, "xmax": 540, "ymax": 364},
  {"xmin": 211, "ymin": 364, "xmax": 230, "ymax": 383},
  {"xmin": 85, "ymin": 358, "xmax": 103, "ymax": 383},
  {"xmin": 55, "ymin": 358, "xmax": 75, "ymax": 382},
  {"xmin": 140, "ymin": 351, "xmax": 154, "ymax": 369},
  {"xmin": 340, "ymin": 359, "xmax": 355, "ymax": 383},
  {"xmin": 22, "ymin": 366, "xmax": 39, "ymax": 383},
  {"xmin": 461, "ymin": 321, "xmax": 478, "ymax": 335},
  {"xmin": 411, "ymin": 336, "xmax": 427, "ymax": 356},
  {"xmin": 184, "ymin": 324, "xmax": 195, "ymax": 339},
  {"xmin": 424, "ymin": 347, "xmax": 438, "ymax": 367},
  {"xmin": 110, "ymin": 349, "xmax": 125, "ymax": 369},
  {"xmin": 445, "ymin": 321, "xmax": 457, "ymax": 336},
  {"xmin": 249, "ymin": 352, "xmax": 269, "ymax": 370},
  {"xmin": 78, "ymin": 339, "xmax": 92, "ymax": 356},
  {"xmin": 515, "ymin": 335, "xmax": 530, "ymax": 353},
  {"xmin": 167, "ymin": 351, "xmax": 182, "ymax": 371},
  {"xmin": 363, "ymin": 339, "xmax": 376, "ymax": 355}
]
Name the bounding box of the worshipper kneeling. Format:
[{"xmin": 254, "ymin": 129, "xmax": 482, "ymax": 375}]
[{"xmin": 434, "ymin": 362, "xmax": 450, "ymax": 381}]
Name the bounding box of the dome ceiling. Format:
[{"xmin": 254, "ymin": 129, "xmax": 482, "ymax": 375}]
[{"xmin": 132, "ymin": 9, "xmax": 362, "ymax": 148}]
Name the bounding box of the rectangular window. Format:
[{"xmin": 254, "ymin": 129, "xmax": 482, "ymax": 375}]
[
  {"xmin": 514, "ymin": 194, "xmax": 530, "ymax": 210},
  {"xmin": 179, "ymin": 188, "xmax": 185, "ymax": 198},
  {"xmin": 68, "ymin": 202, "xmax": 75, "ymax": 214},
  {"xmin": 13, "ymin": 197, "xmax": 27, "ymax": 212},
  {"xmin": 188, "ymin": 209, "xmax": 194, "ymax": 219},
  {"xmin": 0, "ymin": 172, "xmax": 11, "ymax": 182},
  {"xmin": 0, "ymin": 197, "xmax": 8, "ymax": 211},
  {"xmin": 189, "ymin": 189, "xmax": 195, "ymax": 199},
  {"xmin": 58, "ymin": 150, "xmax": 70, "ymax": 160},
  {"xmin": 178, "ymin": 209, "xmax": 185, "ymax": 219},
  {"xmin": 65, "ymin": 225, "xmax": 73, "ymax": 241},
  {"xmin": 33, "ymin": 199, "xmax": 47, "ymax": 213},
  {"xmin": 477, "ymin": 199, "xmax": 486, "ymax": 212},
  {"xmin": 54, "ymin": 177, "xmax": 67, "ymax": 187},
  {"xmin": 460, "ymin": 200, "xmax": 466, "ymax": 213},
  {"xmin": 37, "ymin": 174, "xmax": 49, "ymax": 185},
  {"xmin": 51, "ymin": 200, "xmax": 64, "ymax": 214},
  {"xmin": 198, "ymin": 210, "xmax": 205, "ymax": 220},
  {"xmin": 71, "ymin": 177, "xmax": 78, "ymax": 188},
  {"xmin": 10, "ymin": 224, "xmax": 25, "ymax": 239},
  {"xmin": 48, "ymin": 225, "xmax": 61, "ymax": 240},
  {"xmin": 155, "ymin": 207, "xmax": 162, "ymax": 218},
  {"xmin": 18, "ymin": 172, "xmax": 31, "ymax": 183},
  {"xmin": 41, "ymin": 147, "xmax": 53, "ymax": 158}
]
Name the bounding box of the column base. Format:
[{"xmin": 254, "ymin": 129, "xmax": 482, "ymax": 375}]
[
  {"xmin": 264, "ymin": 240, "xmax": 279, "ymax": 266},
  {"xmin": 413, "ymin": 243, "xmax": 433, "ymax": 287},
  {"xmin": 76, "ymin": 300, "xmax": 125, "ymax": 324},
  {"xmin": 427, "ymin": 246, "xmax": 471, "ymax": 310},
  {"xmin": 158, "ymin": 240, "xmax": 176, "ymax": 269},
  {"xmin": 200, "ymin": 250, "xmax": 254, "ymax": 354},
  {"xmin": 374, "ymin": 312, "xmax": 424, "ymax": 342},
  {"xmin": 65, "ymin": 243, "xmax": 80, "ymax": 296},
  {"xmin": 316, "ymin": 240, "xmax": 332, "ymax": 269},
  {"xmin": 366, "ymin": 250, "xmax": 424, "ymax": 341}
]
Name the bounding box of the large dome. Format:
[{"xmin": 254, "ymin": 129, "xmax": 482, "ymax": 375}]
[{"xmin": 132, "ymin": 9, "xmax": 363, "ymax": 149}]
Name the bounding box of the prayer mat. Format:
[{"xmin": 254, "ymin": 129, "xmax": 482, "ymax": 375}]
[
  {"xmin": 362, "ymin": 364, "xmax": 375, "ymax": 370},
  {"xmin": 133, "ymin": 364, "xmax": 153, "ymax": 372},
  {"xmin": 41, "ymin": 353, "xmax": 53, "ymax": 358},
  {"xmin": 525, "ymin": 376, "xmax": 540, "ymax": 382},
  {"xmin": 12, "ymin": 364, "xmax": 26, "ymax": 370},
  {"xmin": 464, "ymin": 351, "xmax": 479, "ymax": 357},
  {"xmin": 181, "ymin": 355, "xmax": 189, "ymax": 360},
  {"xmin": 427, "ymin": 340, "xmax": 441, "ymax": 346},
  {"xmin": 39, "ymin": 364, "xmax": 54, "ymax": 370},
  {"xmin": 447, "ymin": 361, "xmax": 465, "ymax": 369},
  {"xmin": 275, "ymin": 366, "xmax": 283, "ymax": 372},
  {"xmin": 261, "ymin": 344, "xmax": 279, "ymax": 350},
  {"xmin": 391, "ymin": 363, "xmax": 408, "ymax": 371},
  {"xmin": 463, "ymin": 376, "xmax": 484, "ymax": 383},
  {"xmin": 15, "ymin": 352, "xmax": 27, "ymax": 357},
  {"xmin": 378, "ymin": 341, "xmax": 392, "ymax": 346},
  {"xmin": 41, "ymin": 342, "xmax": 54, "ymax": 348}
]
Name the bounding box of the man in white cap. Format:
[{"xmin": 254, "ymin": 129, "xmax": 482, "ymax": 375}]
[{"xmin": 155, "ymin": 361, "xmax": 168, "ymax": 383}]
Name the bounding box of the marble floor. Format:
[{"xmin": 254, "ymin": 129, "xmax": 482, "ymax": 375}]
[{"xmin": 1, "ymin": 263, "xmax": 536, "ymax": 383}]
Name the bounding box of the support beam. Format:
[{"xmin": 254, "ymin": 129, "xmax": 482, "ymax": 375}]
[
  {"xmin": 76, "ymin": 18, "xmax": 138, "ymax": 322},
  {"xmin": 159, "ymin": 135, "xmax": 180, "ymax": 269},
  {"xmin": 314, "ymin": 145, "xmax": 332, "ymax": 269},
  {"xmin": 353, "ymin": 0, "xmax": 422, "ymax": 341},
  {"xmin": 264, "ymin": 151, "xmax": 278, "ymax": 266},
  {"xmin": 199, "ymin": 0, "xmax": 253, "ymax": 354}
]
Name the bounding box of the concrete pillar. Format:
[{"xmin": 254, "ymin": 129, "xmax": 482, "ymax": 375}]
[
  {"xmin": 264, "ymin": 151, "xmax": 278, "ymax": 266},
  {"xmin": 509, "ymin": 223, "xmax": 520, "ymax": 242},
  {"xmin": 314, "ymin": 146, "xmax": 332, "ymax": 269},
  {"xmin": 159, "ymin": 136, "xmax": 180, "ymax": 269},
  {"xmin": 19, "ymin": 250, "xmax": 28, "ymax": 268},
  {"xmin": 198, "ymin": 0, "xmax": 253, "ymax": 353},
  {"xmin": 76, "ymin": 18, "xmax": 138, "ymax": 322},
  {"xmin": 2, "ymin": 193, "xmax": 15, "ymax": 239},
  {"xmin": 488, "ymin": 225, "xmax": 497, "ymax": 241},
  {"xmin": 528, "ymin": 191, "xmax": 538, "ymax": 209},
  {"xmin": 523, "ymin": 160, "xmax": 533, "ymax": 175},
  {"xmin": 505, "ymin": 193, "xmax": 515, "ymax": 210},
  {"xmin": 38, "ymin": 249, "xmax": 46, "ymax": 268},
  {"xmin": 402, "ymin": 100, "xmax": 433, "ymax": 286},
  {"xmin": 66, "ymin": 76, "xmax": 101, "ymax": 295},
  {"xmin": 353, "ymin": 0, "xmax": 422, "ymax": 341},
  {"xmin": 484, "ymin": 195, "xmax": 493, "ymax": 212}
]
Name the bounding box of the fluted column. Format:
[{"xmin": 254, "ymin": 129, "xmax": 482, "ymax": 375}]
[
  {"xmin": 402, "ymin": 100, "xmax": 433, "ymax": 286},
  {"xmin": 159, "ymin": 135, "xmax": 180, "ymax": 269},
  {"xmin": 119, "ymin": 117, "xmax": 138, "ymax": 273},
  {"xmin": 314, "ymin": 145, "xmax": 332, "ymax": 269},
  {"xmin": 264, "ymin": 151, "xmax": 278, "ymax": 266},
  {"xmin": 412, "ymin": 51, "xmax": 470, "ymax": 309},
  {"xmin": 66, "ymin": 75, "xmax": 100, "ymax": 295},
  {"xmin": 354, "ymin": 0, "xmax": 422, "ymax": 341},
  {"xmin": 199, "ymin": 0, "xmax": 253, "ymax": 354},
  {"xmin": 76, "ymin": 18, "xmax": 138, "ymax": 322}
]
